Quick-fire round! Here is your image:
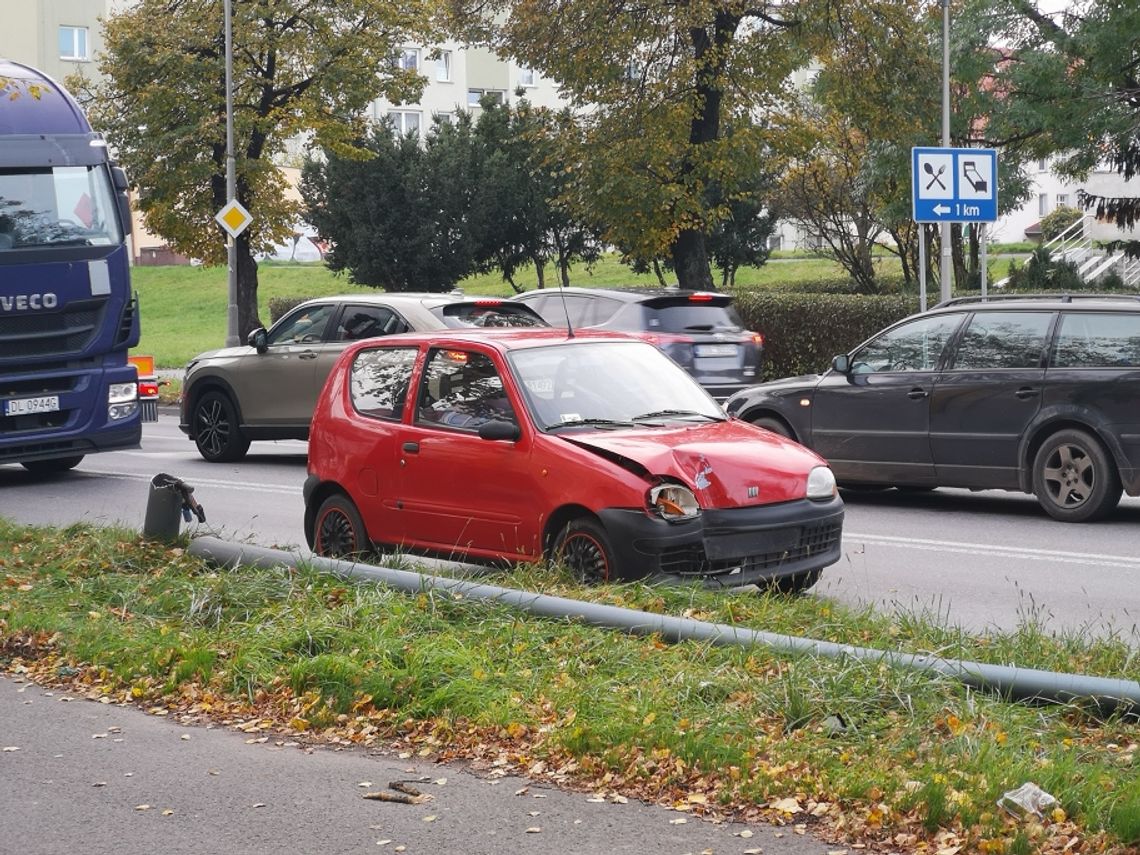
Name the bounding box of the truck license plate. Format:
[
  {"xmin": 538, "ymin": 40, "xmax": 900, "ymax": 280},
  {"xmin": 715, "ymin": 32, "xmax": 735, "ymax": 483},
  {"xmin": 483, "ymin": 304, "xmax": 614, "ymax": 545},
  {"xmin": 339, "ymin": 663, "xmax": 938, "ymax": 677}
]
[{"xmin": 4, "ymin": 395, "xmax": 60, "ymax": 417}]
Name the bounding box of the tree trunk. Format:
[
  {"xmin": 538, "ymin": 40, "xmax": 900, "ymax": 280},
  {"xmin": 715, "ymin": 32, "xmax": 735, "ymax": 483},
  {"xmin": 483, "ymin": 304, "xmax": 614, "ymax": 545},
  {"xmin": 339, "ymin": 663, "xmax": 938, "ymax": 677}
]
[
  {"xmin": 534, "ymin": 257, "xmax": 546, "ymax": 290},
  {"xmin": 235, "ymin": 232, "xmax": 261, "ymax": 340},
  {"xmin": 672, "ymin": 229, "xmax": 715, "ymax": 290},
  {"xmin": 651, "ymin": 259, "xmax": 668, "ymax": 288}
]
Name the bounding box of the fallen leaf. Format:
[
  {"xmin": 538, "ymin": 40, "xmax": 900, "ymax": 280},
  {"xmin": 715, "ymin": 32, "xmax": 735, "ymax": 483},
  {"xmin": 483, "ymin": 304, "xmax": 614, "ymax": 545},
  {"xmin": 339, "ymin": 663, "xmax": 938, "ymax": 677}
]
[
  {"xmin": 422, "ymin": 815, "xmax": 437, "ymax": 822},
  {"xmin": 687, "ymin": 793, "xmax": 708, "ymax": 805},
  {"xmin": 358, "ymin": 782, "xmax": 373, "ymax": 788},
  {"xmin": 1, "ymin": 747, "xmax": 19, "ymax": 752},
  {"xmin": 515, "ymin": 787, "xmax": 529, "ymax": 796},
  {"xmin": 162, "ymin": 809, "xmax": 174, "ymax": 816},
  {"xmin": 135, "ymin": 804, "xmax": 151, "ymax": 811},
  {"xmin": 669, "ymin": 817, "xmax": 688, "ymax": 825},
  {"xmin": 434, "ymin": 778, "xmax": 447, "ymax": 786},
  {"xmin": 376, "ymin": 840, "xmax": 391, "ymax": 846},
  {"xmin": 180, "ymin": 734, "xmax": 191, "ymax": 741},
  {"xmin": 525, "ymin": 827, "xmax": 542, "ymax": 833},
  {"xmin": 736, "ymin": 829, "xmax": 754, "ymax": 838},
  {"xmin": 93, "ymin": 781, "xmax": 107, "ymax": 787},
  {"xmin": 770, "ymin": 797, "xmax": 802, "ymax": 814},
  {"xmin": 252, "ymin": 803, "xmax": 266, "ymax": 808}
]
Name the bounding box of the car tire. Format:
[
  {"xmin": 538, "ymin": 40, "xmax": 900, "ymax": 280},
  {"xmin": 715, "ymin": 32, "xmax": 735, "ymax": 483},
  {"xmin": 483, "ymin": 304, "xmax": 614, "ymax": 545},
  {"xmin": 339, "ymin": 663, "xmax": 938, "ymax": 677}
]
[
  {"xmin": 748, "ymin": 415, "xmax": 794, "ymax": 441},
  {"xmin": 21, "ymin": 455, "xmax": 84, "ymax": 474},
  {"xmin": 192, "ymin": 390, "xmax": 250, "ymax": 463},
  {"xmin": 313, "ymin": 493, "xmax": 371, "ymax": 559},
  {"xmin": 768, "ymin": 568, "xmax": 821, "ymax": 595},
  {"xmin": 553, "ymin": 517, "xmax": 616, "ymax": 583},
  {"xmin": 1032, "ymin": 429, "xmax": 1121, "ymax": 522}
]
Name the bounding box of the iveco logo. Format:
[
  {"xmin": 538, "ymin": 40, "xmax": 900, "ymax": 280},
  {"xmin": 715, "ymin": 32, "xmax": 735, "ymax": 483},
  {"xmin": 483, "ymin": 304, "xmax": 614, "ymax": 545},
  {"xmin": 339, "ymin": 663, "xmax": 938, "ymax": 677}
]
[
  {"xmin": 747, "ymin": 486, "xmax": 759, "ymax": 498},
  {"xmin": 0, "ymin": 293, "xmax": 58, "ymax": 312}
]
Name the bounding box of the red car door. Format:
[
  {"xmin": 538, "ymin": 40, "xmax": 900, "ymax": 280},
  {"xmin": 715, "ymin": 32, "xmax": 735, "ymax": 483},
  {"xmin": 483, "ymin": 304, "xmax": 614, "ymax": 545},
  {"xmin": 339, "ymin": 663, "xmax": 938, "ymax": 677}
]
[{"xmin": 392, "ymin": 346, "xmax": 545, "ymax": 561}]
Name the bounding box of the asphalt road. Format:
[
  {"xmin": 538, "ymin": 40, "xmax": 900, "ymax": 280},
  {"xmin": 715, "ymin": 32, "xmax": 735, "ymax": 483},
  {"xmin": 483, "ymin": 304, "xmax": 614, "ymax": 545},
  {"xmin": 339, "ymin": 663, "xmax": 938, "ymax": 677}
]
[
  {"xmin": 0, "ymin": 675, "xmax": 831, "ymax": 855},
  {"xmin": 1, "ymin": 413, "xmax": 1139, "ymax": 641}
]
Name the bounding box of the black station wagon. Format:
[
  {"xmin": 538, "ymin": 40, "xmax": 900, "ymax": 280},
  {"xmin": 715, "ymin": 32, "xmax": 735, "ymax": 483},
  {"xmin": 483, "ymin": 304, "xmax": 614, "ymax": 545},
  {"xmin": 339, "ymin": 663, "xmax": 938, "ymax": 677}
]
[{"xmin": 724, "ymin": 295, "xmax": 1140, "ymax": 522}]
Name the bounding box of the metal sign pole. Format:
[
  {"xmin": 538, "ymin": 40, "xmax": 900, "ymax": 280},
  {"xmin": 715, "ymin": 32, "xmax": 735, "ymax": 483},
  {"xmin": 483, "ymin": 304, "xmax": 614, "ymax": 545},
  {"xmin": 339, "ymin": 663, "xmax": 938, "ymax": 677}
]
[
  {"xmin": 919, "ymin": 225, "xmax": 927, "ymax": 311},
  {"xmin": 940, "ymin": 0, "xmax": 952, "ymax": 304},
  {"xmin": 224, "ymin": 0, "xmax": 239, "ymax": 347},
  {"xmin": 980, "ymin": 223, "xmax": 988, "ymax": 297}
]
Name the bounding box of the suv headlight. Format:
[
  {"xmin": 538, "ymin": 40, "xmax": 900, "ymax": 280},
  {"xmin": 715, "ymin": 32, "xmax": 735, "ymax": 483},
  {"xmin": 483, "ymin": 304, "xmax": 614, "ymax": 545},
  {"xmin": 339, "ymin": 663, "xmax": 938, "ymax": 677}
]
[
  {"xmin": 648, "ymin": 483, "xmax": 700, "ymax": 520},
  {"xmin": 806, "ymin": 466, "xmax": 837, "ymax": 500}
]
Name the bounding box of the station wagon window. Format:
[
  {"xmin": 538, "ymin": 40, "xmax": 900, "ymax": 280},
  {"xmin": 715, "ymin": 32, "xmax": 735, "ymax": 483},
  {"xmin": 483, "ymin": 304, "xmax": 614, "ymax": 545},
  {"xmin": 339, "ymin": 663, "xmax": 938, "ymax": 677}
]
[
  {"xmin": 1052, "ymin": 313, "xmax": 1140, "ymax": 368},
  {"xmin": 850, "ymin": 314, "xmax": 961, "ymax": 373},
  {"xmin": 268, "ymin": 303, "xmax": 339, "ymax": 345},
  {"xmin": 334, "ymin": 305, "xmax": 409, "ymax": 341},
  {"xmin": 415, "ymin": 349, "xmax": 517, "ymax": 430},
  {"xmin": 951, "ymin": 312, "xmax": 1053, "ymax": 370},
  {"xmin": 351, "ymin": 347, "xmax": 418, "ymax": 420}
]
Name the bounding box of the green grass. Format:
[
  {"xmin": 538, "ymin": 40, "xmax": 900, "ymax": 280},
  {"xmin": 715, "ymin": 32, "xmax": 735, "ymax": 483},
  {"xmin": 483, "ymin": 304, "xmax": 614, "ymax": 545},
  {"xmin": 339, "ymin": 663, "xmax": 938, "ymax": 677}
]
[{"xmin": 1, "ymin": 521, "xmax": 1137, "ymax": 853}]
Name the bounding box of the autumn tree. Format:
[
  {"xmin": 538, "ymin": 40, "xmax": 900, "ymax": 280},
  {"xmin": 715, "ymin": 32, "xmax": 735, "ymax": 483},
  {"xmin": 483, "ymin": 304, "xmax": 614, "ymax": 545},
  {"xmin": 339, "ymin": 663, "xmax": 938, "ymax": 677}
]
[
  {"xmin": 966, "ymin": 0, "xmax": 1140, "ymax": 259},
  {"xmin": 78, "ymin": 0, "xmax": 430, "ymax": 338},
  {"xmin": 449, "ymin": 0, "xmax": 831, "ymax": 290}
]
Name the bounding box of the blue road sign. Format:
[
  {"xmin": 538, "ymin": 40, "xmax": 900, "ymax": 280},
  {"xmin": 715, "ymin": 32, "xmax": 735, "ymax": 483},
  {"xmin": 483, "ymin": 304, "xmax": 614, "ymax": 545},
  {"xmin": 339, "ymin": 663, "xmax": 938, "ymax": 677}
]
[{"xmin": 912, "ymin": 147, "xmax": 998, "ymax": 223}]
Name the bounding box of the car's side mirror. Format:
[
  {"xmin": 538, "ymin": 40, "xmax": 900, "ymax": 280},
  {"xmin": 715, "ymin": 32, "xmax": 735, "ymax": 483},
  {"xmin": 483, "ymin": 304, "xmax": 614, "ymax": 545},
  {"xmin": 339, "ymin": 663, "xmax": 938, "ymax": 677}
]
[
  {"xmin": 478, "ymin": 419, "xmax": 520, "ymax": 442},
  {"xmin": 831, "ymin": 354, "xmax": 851, "ymax": 374},
  {"xmin": 247, "ymin": 327, "xmax": 268, "ymax": 353}
]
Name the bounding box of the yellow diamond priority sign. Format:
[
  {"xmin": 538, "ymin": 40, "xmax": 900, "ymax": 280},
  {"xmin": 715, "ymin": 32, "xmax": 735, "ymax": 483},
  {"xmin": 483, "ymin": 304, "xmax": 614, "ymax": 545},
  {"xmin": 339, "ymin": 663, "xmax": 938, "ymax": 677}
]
[{"xmin": 215, "ymin": 199, "xmax": 253, "ymax": 239}]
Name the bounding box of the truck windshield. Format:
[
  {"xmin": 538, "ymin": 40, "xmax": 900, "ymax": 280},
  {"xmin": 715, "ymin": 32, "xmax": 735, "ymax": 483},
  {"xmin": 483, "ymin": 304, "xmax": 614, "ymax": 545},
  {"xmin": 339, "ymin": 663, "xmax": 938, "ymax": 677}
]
[{"xmin": 0, "ymin": 165, "xmax": 122, "ymax": 251}]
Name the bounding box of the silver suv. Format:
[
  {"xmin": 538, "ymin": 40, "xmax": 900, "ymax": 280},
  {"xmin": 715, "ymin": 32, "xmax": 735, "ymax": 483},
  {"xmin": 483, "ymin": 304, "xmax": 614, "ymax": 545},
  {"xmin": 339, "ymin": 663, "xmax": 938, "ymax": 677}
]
[{"xmin": 179, "ymin": 293, "xmax": 546, "ymax": 461}]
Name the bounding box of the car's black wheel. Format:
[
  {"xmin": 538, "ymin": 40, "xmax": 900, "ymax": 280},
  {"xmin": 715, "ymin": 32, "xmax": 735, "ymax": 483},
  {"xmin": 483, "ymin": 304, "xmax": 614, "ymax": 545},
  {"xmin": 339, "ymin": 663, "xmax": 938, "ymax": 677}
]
[
  {"xmin": 1032, "ymin": 429, "xmax": 1121, "ymax": 522},
  {"xmin": 748, "ymin": 415, "xmax": 793, "ymax": 440},
  {"xmin": 21, "ymin": 455, "xmax": 84, "ymax": 474},
  {"xmin": 768, "ymin": 568, "xmax": 821, "ymax": 595},
  {"xmin": 552, "ymin": 517, "xmax": 616, "ymax": 583},
  {"xmin": 313, "ymin": 493, "xmax": 371, "ymax": 559},
  {"xmin": 192, "ymin": 390, "xmax": 250, "ymax": 462}
]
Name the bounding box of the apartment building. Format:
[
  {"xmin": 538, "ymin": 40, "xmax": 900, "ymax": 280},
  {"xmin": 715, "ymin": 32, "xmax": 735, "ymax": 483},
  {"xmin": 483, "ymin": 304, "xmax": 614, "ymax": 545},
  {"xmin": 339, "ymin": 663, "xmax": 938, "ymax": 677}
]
[{"xmin": 0, "ymin": 0, "xmax": 125, "ymax": 86}]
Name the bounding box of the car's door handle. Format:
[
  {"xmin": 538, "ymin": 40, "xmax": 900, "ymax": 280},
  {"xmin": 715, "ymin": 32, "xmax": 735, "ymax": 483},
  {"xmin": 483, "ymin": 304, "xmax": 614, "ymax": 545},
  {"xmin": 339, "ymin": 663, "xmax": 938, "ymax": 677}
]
[
  {"xmin": 1015, "ymin": 387, "xmax": 1040, "ymax": 399},
  {"xmin": 907, "ymin": 388, "xmax": 929, "ymax": 399},
  {"xmin": 299, "ymin": 351, "xmax": 318, "ymax": 360},
  {"xmin": 402, "ymin": 441, "xmax": 419, "ymax": 453}
]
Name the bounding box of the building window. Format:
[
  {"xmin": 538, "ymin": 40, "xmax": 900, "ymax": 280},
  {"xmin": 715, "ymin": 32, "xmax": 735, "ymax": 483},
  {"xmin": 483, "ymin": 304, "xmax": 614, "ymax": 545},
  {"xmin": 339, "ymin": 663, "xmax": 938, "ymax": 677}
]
[
  {"xmin": 397, "ymin": 49, "xmax": 419, "ymax": 71},
  {"xmin": 1038, "ymin": 193, "xmax": 1049, "ymax": 216},
  {"xmin": 623, "ymin": 59, "xmax": 643, "ymax": 82},
  {"xmin": 467, "ymin": 89, "xmax": 504, "ymax": 108},
  {"xmin": 433, "ymin": 112, "xmax": 455, "ymax": 126},
  {"xmin": 436, "ymin": 50, "xmax": 452, "ymax": 82},
  {"xmin": 59, "ymin": 26, "xmax": 89, "ymax": 61},
  {"xmin": 1037, "ymin": 158, "xmax": 1048, "ymax": 172},
  {"xmin": 518, "ymin": 66, "xmax": 536, "ymax": 87},
  {"xmin": 386, "ymin": 110, "xmax": 422, "ymax": 137},
  {"xmin": 1056, "ymin": 193, "xmax": 1070, "ymax": 207}
]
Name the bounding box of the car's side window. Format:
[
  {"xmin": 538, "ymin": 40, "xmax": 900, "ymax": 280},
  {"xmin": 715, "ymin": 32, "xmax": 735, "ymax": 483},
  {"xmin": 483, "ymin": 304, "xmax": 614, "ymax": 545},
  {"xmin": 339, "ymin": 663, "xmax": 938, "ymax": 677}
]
[
  {"xmin": 1052, "ymin": 312, "xmax": 1140, "ymax": 368},
  {"xmin": 415, "ymin": 349, "xmax": 517, "ymax": 430},
  {"xmin": 951, "ymin": 312, "xmax": 1053, "ymax": 370},
  {"xmin": 335, "ymin": 306, "xmax": 409, "ymax": 341},
  {"xmin": 350, "ymin": 347, "xmax": 419, "ymax": 420},
  {"xmin": 850, "ymin": 314, "xmax": 962, "ymax": 374},
  {"xmin": 267, "ymin": 303, "xmax": 338, "ymax": 345}
]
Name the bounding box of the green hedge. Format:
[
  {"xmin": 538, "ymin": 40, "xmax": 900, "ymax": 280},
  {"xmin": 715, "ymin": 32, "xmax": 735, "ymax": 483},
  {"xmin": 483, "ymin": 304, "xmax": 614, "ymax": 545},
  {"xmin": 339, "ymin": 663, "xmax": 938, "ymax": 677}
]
[
  {"xmin": 268, "ymin": 296, "xmax": 312, "ymax": 324},
  {"xmin": 730, "ymin": 291, "xmax": 920, "ymax": 380}
]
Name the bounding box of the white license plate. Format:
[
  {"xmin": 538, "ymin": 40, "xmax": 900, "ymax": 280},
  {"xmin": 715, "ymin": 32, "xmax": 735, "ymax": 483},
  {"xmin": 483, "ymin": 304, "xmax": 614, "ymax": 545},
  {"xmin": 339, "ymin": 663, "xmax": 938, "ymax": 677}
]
[
  {"xmin": 4, "ymin": 395, "xmax": 60, "ymax": 417},
  {"xmin": 694, "ymin": 344, "xmax": 738, "ymax": 357}
]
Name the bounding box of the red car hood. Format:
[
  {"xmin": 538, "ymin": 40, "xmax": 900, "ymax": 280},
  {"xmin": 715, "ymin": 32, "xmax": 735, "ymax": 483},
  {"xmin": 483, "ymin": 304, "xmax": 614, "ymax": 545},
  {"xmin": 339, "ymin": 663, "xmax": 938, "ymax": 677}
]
[{"xmin": 562, "ymin": 420, "xmax": 827, "ymax": 507}]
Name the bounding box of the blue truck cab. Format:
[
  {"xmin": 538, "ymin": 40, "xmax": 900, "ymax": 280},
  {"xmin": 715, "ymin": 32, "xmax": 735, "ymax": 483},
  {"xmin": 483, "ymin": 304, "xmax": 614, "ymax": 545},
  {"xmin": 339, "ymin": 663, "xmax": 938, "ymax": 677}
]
[{"xmin": 1, "ymin": 59, "xmax": 141, "ymax": 473}]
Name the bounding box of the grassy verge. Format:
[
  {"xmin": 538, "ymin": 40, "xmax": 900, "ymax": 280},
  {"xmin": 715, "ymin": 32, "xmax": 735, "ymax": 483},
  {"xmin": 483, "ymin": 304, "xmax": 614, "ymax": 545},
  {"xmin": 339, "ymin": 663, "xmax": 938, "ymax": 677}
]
[{"xmin": 2, "ymin": 521, "xmax": 1137, "ymax": 853}]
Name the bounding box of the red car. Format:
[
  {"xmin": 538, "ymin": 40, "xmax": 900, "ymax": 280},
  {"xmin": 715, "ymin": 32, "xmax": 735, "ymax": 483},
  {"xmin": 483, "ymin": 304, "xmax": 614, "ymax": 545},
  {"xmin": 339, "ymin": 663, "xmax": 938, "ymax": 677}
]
[{"xmin": 303, "ymin": 329, "xmax": 843, "ymax": 592}]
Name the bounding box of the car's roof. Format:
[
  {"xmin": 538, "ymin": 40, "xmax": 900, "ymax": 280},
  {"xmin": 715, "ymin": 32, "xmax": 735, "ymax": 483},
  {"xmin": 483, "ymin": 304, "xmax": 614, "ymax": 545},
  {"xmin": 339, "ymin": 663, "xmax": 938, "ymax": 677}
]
[
  {"xmin": 515, "ymin": 286, "xmax": 729, "ymax": 303},
  {"xmin": 301, "ymin": 292, "xmax": 463, "ymax": 308},
  {"xmin": 930, "ymin": 294, "xmax": 1140, "ymax": 312},
  {"xmin": 344, "ymin": 327, "xmax": 638, "ymax": 354}
]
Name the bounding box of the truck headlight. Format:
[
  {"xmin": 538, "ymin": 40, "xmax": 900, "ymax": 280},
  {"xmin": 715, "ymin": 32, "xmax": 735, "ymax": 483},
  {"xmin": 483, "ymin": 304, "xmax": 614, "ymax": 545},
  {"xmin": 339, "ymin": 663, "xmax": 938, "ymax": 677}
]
[
  {"xmin": 108, "ymin": 382, "xmax": 138, "ymax": 421},
  {"xmin": 806, "ymin": 466, "xmax": 837, "ymax": 500},
  {"xmin": 648, "ymin": 483, "xmax": 700, "ymax": 520}
]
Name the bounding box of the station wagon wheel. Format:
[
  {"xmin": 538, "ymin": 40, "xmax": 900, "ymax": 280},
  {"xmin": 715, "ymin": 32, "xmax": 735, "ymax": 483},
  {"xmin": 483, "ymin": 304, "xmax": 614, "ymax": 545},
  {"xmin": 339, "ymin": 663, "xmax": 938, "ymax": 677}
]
[
  {"xmin": 553, "ymin": 518, "xmax": 616, "ymax": 584},
  {"xmin": 193, "ymin": 390, "xmax": 250, "ymax": 463},
  {"xmin": 1031, "ymin": 429, "xmax": 1121, "ymax": 523},
  {"xmin": 748, "ymin": 415, "xmax": 794, "ymax": 441},
  {"xmin": 313, "ymin": 494, "xmax": 371, "ymax": 559}
]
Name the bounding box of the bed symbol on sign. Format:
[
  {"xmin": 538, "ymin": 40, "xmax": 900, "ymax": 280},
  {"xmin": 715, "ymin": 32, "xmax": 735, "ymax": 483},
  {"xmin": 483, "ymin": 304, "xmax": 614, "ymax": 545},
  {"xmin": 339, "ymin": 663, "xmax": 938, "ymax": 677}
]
[{"xmin": 962, "ymin": 161, "xmax": 988, "ymax": 193}]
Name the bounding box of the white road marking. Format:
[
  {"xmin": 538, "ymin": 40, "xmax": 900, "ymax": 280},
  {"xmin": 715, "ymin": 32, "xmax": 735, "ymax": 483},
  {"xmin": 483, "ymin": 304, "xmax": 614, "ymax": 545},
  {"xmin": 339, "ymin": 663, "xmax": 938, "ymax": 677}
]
[
  {"xmin": 78, "ymin": 468, "xmax": 299, "ymax": 497},
  {"xmin": 846, "ymin": 531, "xmax": 1140, "ymax": 570}
]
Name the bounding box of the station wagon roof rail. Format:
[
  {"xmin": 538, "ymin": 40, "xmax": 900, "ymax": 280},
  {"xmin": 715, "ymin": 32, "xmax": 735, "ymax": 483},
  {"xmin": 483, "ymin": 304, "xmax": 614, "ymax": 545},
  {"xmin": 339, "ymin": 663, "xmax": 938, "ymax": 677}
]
[{"xmin": 933, "ymin": 293, "xmax": 1140, "ymax": 308}]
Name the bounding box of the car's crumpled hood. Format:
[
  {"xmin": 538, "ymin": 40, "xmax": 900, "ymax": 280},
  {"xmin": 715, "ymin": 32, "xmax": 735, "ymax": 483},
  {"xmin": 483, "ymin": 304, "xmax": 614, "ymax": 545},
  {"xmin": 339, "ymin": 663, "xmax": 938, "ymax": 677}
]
[{"xmin": 562, "ymin": 420, "xmax": 828, "ymax": 507}]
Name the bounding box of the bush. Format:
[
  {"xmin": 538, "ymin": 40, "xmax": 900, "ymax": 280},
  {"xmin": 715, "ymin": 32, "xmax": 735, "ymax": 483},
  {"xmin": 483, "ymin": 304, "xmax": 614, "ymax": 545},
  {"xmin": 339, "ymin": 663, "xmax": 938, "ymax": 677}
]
[
  {"xmin": 730, "ymin": 290, "xmax": 919, "ymax": 380},
  {"xmin": 268, "ymin": 296, "xmax": 313, "ymax": 324},
  {"xmin": 1039, "ymin": 206, "xmax": 1084, "ymax": 242}
]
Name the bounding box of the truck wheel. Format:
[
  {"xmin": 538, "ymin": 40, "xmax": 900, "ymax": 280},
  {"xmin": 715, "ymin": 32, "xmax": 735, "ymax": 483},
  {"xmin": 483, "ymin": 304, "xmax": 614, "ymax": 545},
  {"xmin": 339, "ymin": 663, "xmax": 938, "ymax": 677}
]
[
  {"xmin": 1032, "ymin": 429, "xmax": 1121, "ymax": 522},
  {"xmin": 193, "ymin": 391, "xmax": 250, "ymax": 462},
  {"xmin": 313, "ymin": 493, "xmax": 371, "ymax": 559},
  {"xmin": 21, "ymin": 455, "xmax": 84, "ymax": 474},
  {"xmin": 553, "ymin": 517, "xmax": 616, "ymax": 583}
]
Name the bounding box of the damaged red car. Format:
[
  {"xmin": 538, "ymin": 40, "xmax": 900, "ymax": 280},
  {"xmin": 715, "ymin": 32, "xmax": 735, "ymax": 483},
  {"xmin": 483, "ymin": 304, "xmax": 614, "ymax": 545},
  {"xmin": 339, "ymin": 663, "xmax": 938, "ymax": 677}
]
[{"xmin": 303, "ymin": 329, "xmax": 843, "ymax": 593}]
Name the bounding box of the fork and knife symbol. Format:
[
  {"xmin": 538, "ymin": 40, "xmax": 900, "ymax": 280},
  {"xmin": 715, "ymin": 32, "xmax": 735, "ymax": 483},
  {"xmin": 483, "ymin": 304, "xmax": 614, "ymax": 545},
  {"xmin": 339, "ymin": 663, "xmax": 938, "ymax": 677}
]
[{"xmin": 923, "ymin": 162, "xmax": 947, "ymax": 190}]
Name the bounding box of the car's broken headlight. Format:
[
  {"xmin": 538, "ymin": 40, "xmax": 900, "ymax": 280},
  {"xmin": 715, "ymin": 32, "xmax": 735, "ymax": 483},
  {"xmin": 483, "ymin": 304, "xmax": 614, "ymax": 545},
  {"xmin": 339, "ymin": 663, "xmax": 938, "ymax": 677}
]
[{"xmin": 647, "ymin": 483, "xmax": 700, "ymax": 520}]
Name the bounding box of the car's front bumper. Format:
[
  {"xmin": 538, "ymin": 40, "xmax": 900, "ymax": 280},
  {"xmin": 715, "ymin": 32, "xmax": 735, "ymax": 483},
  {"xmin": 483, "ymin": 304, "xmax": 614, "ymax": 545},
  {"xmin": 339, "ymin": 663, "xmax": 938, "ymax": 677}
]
[{"xmin": 598, "ymin": 495, "xmax": 844, "ymax": 588}]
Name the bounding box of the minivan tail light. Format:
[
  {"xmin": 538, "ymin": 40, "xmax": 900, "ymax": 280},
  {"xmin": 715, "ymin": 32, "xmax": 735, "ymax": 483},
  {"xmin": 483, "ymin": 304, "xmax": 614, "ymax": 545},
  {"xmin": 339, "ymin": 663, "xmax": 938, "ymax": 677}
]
[
  {"xmin": 751, "ymin": 332, "xmax": 764, "ymax": 347},
  {"xmin": 688, "ymin": 292, "xmax": 714, "ymax": 302}
]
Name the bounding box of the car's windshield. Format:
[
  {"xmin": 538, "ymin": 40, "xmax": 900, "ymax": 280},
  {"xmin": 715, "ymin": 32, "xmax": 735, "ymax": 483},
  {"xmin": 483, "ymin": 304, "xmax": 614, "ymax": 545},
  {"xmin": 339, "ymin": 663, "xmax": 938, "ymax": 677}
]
[
  {"xmin": 508, "ymin": 340, "xmax": 724, "ymax": 431},
  {"xmin": 0, "ymin": 165, "xmax": 122, "ymax": 250}
]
